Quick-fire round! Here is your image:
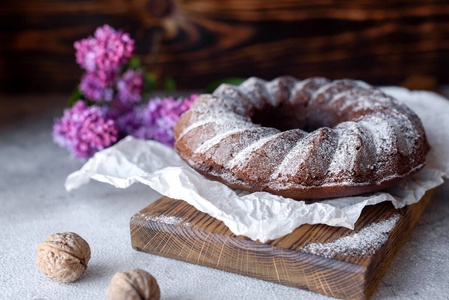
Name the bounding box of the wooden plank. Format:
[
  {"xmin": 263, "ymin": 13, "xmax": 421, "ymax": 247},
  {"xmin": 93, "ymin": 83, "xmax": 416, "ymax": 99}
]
[
  {"xmin": 130, "ymin": 189, "xmax": 435, "ymax": 300},
  {"xmin": 2, "ymin": 0, "xmax": 449, "ymax": 92}
]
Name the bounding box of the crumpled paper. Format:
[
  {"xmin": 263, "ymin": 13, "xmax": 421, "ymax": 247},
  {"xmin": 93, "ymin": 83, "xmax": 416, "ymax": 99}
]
[{"xmin": 66, "ymin": 87, "xmax": 449, "ymax": 242}]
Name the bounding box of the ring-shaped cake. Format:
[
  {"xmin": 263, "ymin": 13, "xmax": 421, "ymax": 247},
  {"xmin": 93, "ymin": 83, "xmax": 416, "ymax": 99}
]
[{"xmin": 174, "ymin": 76, "xmax": 429, "ymax": 200}]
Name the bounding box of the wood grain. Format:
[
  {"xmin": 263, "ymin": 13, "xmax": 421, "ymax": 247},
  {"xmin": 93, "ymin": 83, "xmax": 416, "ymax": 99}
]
[
  {"xmin": 2, "ymin": 0, "xmax": 449, "ymax": 92},
  {"xmin": 130, "ymin": 189, "xmax": 435, "ymax": 300}
]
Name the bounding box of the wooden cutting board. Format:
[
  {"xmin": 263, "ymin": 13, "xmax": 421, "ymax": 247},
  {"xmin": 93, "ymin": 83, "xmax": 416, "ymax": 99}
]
[{"xmin": 130, "ymin": 189, "xmax": 435, "ymax": 300}]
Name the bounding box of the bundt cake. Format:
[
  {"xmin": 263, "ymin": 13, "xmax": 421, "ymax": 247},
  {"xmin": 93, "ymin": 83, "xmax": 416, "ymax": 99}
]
[{"xmin": 174, "ymin": 76, "xmax": 430, "ymax": 200}]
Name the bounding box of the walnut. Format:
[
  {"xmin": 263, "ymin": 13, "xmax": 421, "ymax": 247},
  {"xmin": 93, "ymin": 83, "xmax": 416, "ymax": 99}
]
[
  {"xmin": 36, "ymin": 232, "xmax": 91, "ymax": 283},
  {"xmin": 106, "ymin": 269, "xmax": 160, "ymax": 300}
]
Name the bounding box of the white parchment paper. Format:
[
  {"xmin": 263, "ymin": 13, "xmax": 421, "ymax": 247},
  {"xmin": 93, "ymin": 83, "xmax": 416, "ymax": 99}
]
[{"xmin": 65, "ymin": 87, "xmax": 449, "ymax": 242}]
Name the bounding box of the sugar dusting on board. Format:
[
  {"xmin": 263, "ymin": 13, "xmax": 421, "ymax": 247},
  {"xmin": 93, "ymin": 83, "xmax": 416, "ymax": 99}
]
[
  {"xmin": 134, "ymin": 213, "xmax": 191, "ymax": 227},
  {"xmin": 301, "ymin": 214, "xmax": 401, "ymax": 258}
]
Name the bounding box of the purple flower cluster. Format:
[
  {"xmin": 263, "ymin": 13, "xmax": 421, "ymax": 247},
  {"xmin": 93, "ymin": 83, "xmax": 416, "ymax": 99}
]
[
  {"xmin": 79, "ymin": 72, "xmax": 114, "ymax": 102},
  {"xmin": 54, "ymin": 95, "xmax": 197, "ymax": 158},
  {"xmin": 74, "ymin": 24, "xmax": 134, "ymax": 74},
  {"xmin": 53, "ymin": 100, "xmax": 119, "ymax": 159},
  {"xmin": 54, "ymin": 24, "xmax": 198, "ymax": 158},
  {"xmin": 116, "ymin": 69, "xmax": 144, "ymax": 104},
  {"xmin": 133, "ymin": 94, "xmax": 198, "ymax": 146},
  {"xmin": 74, "ymin": 24, "xmax": 143, "ymax": 104}
]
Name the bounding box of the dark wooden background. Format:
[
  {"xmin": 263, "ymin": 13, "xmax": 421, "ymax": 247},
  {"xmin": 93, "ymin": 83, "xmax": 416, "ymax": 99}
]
[{"xmin": 1, "ymin": 0, "xmax": 449, "ymax": 93}]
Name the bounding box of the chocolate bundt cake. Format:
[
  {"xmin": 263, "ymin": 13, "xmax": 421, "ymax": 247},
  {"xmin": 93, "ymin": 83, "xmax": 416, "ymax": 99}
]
[{"xmin": 174, "ymin": 76, "xmax": 430, "ymax": 200}]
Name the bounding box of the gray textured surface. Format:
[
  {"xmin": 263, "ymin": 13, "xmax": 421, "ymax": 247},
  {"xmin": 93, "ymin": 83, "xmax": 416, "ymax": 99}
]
[{"xmin": 0, "ymin": 108, "xmax": 448, "ymax": 300}]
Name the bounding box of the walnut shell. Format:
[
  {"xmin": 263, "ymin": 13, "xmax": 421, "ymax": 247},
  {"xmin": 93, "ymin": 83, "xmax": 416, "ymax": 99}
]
[
  {"xmin": 106, "ymin": 269, "xmax": 160, "ymax": 300},
  {"xmin": 36, "ymin": 232, "xmax": 91, "ymax": 283}
]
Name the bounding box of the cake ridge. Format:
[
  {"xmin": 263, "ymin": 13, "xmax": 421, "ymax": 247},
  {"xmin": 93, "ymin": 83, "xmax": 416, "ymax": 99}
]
[
  {"xmin": 226, "ymin": 131, "xmax": 282, "ymax": 170},
  {"xmin": 213, "ymin": 83, "xmax": 255, "ymax": 109},
  {"xmin": 193, "ymin": 126, "xmax": 257, "ymax": 154},
  {"xmin": 270, "ymin": 127, "xmax": 338, "ymax": 184},
  {"xmin": 178, "ymin": 118, "xmax": 251, "ymax": 141},
  {"xmin": 327, "ymin": 122, "xmax": 375, "ymax": 180},
  {"xmin": 238, "ymin": 77, "xmax": 275, "ymax": 109},
  {"xmin": 310, "ymin": 79, "xmax": 371, "ymax": 104}
]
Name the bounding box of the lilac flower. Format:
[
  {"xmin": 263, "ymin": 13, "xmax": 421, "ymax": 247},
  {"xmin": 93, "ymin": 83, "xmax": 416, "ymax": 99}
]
[
  {"xmin": 135, "ymin": 94, "xmax": 198, "ymax": 146},
  {"xmin": 53, "ymin": 100, "xmax": 118, "ymax": 158},
  {"xmin": 116, "ymin": 69, "xmax": 144, "ymax": 104},
  {"xmin": 74, "ymin": 24, "xmax": 135, "ymax": 73},
  {"xmin": 74, "ymin": 36, "xmax": 97, "ymax": 72},
  {"xmin": 79, "ymin": 72, "xmax": 114, "ymax": 102},
  {"xmin": 107, "ymin": 102, "xmax": 143, "ymax": 138},
  {"xmin": 179, "ymin": 94, "xmax": 198, "ymax": 112}
]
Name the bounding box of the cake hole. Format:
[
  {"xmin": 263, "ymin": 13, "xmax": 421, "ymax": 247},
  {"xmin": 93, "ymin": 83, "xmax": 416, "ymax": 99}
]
[
  {"xmin": 250, "ymin": 102, "xmax": 332, "ymax": 132},
  {"xmin": 250, "ymin": 102, "xmax": 307, "ymax": 132}
]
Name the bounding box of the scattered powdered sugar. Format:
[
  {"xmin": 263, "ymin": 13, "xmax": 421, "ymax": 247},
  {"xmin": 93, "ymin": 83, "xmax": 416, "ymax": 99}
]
[
  {"xmin": 358, "ymin": 115, "xmax": 396, "ymax": 155},
  {"xmin": 311, "ymin": 79, "xmax": 371, "ymax": 102},
  {"xmin": 301, "ymin": 214, "xmax": 401, "ymax": 258},
  {"xmin": 327, "ymin": 89, "xmax": 357, "ymax": 106},
  {"xmin": 289, "ymin": 78, "xmax": 313, "ymax": 100},
  {"xmin": 135, "ymin": 213, "xmax": 191, "ymax": 226},
  {"xmin": 226, "ymin": 131, "xmax": 280, "ymax": 169},
  {"xmin": 270, "ymin": 129, "xmax": 330, "ymax": 181},
  {"xmin": 326, "ymin": 123, "xmax": 361, "ymax": 178},
  {"xmin": 194, "ymin": 126, "xmax": 256, "ymax": 154},
  {"xmin": 265, "ymin": 78, "xmax": 290, "ymax": 106},
  {"xmin": 178, "ymin": 118, "xmax": 250, "ymax": 141},
  {"xmin": 269, "ymin": 134, "xmax": 312, "ymax": 180}
]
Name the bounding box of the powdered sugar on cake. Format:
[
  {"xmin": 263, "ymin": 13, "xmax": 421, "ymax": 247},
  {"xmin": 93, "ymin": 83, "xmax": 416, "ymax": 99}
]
[
  {"xmin": 194, "ymin": 127, "xmax": 256, "ymax": 154},
  {"xmin": 227, "ymin": 132, "xmax": 281, "ymax": 170}
]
